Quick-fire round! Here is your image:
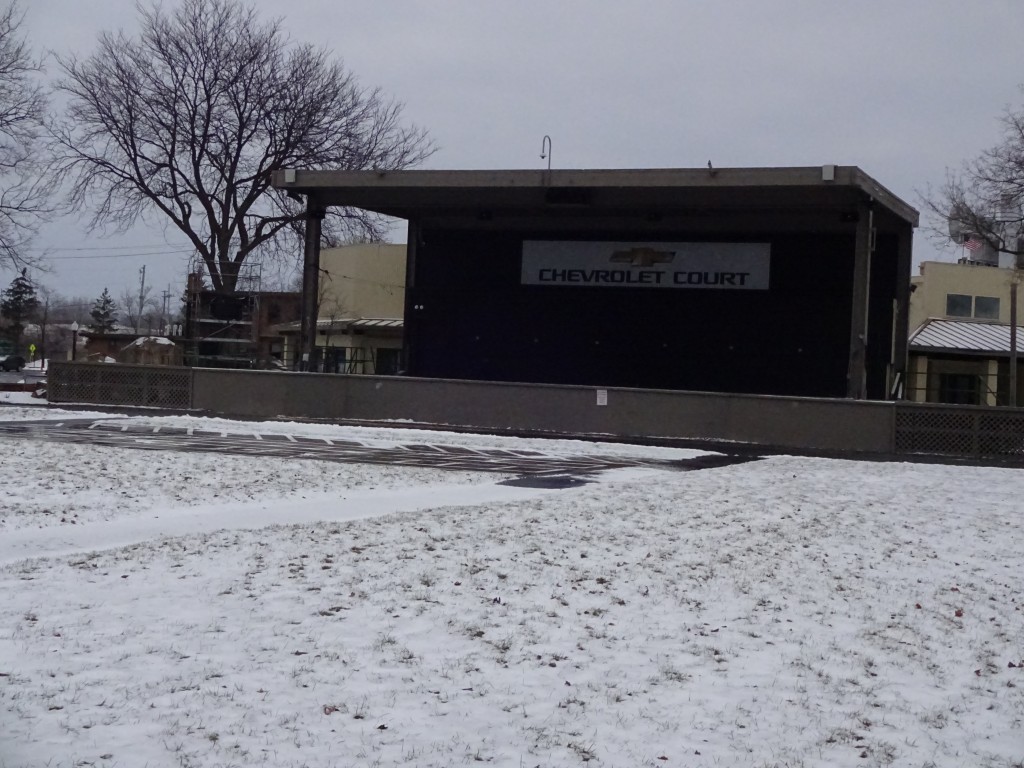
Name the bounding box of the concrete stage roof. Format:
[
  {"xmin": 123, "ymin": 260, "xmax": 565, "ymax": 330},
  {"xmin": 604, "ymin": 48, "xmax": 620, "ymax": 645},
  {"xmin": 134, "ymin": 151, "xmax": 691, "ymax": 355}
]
[{"xmin": 271, "ymin": 166, "xmax": 919, "ymax": 229}]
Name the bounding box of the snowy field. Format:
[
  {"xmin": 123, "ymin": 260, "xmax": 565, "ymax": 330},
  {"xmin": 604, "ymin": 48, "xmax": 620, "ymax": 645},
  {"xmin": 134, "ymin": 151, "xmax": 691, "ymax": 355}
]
[{"xmin": 1, "ymin": 405, "xmax": 1023, "ymax": 768}]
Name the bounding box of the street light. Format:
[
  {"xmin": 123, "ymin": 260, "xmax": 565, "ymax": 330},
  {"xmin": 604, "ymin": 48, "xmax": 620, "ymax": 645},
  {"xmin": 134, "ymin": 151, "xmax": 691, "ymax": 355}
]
[{"xmin": 70, "ymin": 321, "xmax": 79, "ymax": 361}]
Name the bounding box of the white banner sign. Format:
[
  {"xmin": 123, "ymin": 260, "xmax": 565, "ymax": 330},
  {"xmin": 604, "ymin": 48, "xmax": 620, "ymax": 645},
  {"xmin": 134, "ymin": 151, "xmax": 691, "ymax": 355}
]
[{"xmin": 521, "ymin": 240, "xmax": 770, "ymax": 289}]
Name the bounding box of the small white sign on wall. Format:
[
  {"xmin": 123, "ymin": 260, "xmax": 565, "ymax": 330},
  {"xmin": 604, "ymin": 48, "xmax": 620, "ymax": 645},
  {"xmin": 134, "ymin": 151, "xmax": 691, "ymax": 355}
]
[{"xmin": 596, "ymin": 389, "xmax": 608, "ymax": 406}]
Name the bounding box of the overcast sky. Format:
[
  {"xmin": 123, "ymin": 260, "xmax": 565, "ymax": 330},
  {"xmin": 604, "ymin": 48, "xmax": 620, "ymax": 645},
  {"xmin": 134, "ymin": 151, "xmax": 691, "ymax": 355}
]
[{"xmin": 15, "ymin": 0, "xmax": 1024, "ymax": 306}]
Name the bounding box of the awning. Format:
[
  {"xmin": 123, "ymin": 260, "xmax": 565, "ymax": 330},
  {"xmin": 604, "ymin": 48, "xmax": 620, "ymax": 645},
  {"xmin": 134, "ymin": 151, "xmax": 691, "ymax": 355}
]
[
  {"xmin": 273, "ymin": 317, "xmax": 403, "ymax": 335},
  {"xmin": 909, "ymin": 318, "xmax": 1024, "ymax": 356}
]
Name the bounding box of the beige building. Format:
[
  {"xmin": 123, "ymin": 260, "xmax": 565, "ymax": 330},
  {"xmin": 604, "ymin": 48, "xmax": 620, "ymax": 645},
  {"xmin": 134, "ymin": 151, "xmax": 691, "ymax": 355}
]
[
  {"xmin": 909, "ymin": 260, "xmax": 1015, "ymax": 329},
  {"xmin": 278, "ymin": 243, "xmax": 406, "ymax": 374},
  {"xmin": 908, "ymin": 260, "xmax": 1024, "ymax": 405}
]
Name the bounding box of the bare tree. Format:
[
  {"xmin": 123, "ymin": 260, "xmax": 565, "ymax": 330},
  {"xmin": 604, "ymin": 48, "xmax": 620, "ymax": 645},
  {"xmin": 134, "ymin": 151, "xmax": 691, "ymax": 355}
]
[
  {"xmin": 922, "ymin": 95, "xmax": 1024, "ymax": 261},
  {"xmin": 29, "ymin": 287, "xmax": 88, "ymax": 360},
  {"xmin": 120, "ymin": 285, "xmax": 158, "ymax": 334},
  {"xmin": 49, "ymin": 0, "xmax": 433, "ymax": 295},
  {"xmin": 0, "ymin": 1, "xmax": 48, "ymax": 272},
  {"xmin": 49, "ymin": 294, "xmax": 92, "ymax": 324}
]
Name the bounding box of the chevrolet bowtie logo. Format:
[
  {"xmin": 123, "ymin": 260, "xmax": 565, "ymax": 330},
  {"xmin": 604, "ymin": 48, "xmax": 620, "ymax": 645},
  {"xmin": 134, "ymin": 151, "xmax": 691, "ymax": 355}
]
[{"xmin": 609, "ymin": 247, "xmax": 676, "ymax": 267}]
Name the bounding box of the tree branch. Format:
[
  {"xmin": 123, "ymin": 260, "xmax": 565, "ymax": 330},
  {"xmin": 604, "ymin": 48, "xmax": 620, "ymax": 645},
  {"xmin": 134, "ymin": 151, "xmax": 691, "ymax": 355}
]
[{"xmin": 47, "ymin": 0, "xmax": 434, "ymax": 293}]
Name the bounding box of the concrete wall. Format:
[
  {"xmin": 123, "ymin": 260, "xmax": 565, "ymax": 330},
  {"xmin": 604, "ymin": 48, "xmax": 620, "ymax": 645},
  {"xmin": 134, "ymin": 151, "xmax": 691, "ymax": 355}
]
[
  {"xmin": 51, "ymin": 362, "xmax": 1024, "ymax": 460},
  {"xmin": 191, "ymin": 368, "xmax": 895, "ymax": 453}
]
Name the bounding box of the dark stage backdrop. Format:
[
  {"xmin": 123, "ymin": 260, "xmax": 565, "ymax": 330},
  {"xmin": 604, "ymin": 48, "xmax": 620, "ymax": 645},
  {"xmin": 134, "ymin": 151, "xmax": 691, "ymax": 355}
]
[{"xmin": 406, "ymin": 227, "xmax": 898, "ymax": 399}]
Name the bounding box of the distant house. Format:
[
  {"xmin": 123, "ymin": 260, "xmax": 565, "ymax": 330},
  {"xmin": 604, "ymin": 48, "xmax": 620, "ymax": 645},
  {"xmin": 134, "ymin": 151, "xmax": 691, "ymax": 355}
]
[
  {"xmin": 908, "ymin": 259, "xmax": 1024, "ymax": 405},
  {"xmin": 119, "ymin": 336, "xmax": 183, "ymax": 366},
  {"xmin": 82, "ymin": 327, "xmax": 148, "ymax": 363}
]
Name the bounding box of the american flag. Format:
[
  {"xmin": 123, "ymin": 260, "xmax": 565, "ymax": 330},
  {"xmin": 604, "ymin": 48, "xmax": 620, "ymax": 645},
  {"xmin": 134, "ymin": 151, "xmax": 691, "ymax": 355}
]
[{"xmin": 964, "ymin": 237, "xmax": 984, "ymax": 252}]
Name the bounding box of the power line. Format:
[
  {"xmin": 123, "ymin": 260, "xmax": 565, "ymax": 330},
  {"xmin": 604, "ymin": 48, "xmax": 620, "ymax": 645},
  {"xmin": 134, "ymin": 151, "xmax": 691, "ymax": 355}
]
[
  {"xmin": 45, "ymin": 249, "xmax": 193, "ymax": 261},
  {"xmin": 36, "ymin": 242, "xmax": 189, "ymax": 252}
]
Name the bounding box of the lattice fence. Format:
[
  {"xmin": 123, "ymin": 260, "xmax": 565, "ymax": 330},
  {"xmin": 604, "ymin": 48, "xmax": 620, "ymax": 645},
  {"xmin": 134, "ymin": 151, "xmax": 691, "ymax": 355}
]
[
  {"xmin": 48, "ymin": 362, "xmax": 193, "ymax": 410},
  {"xmin": 976, "ymin": 411, "xmax": 1024, "ymax": 456},
  {"xmin": 895, "ymin": 404, "xmax": 1024, "ymax": 458}
]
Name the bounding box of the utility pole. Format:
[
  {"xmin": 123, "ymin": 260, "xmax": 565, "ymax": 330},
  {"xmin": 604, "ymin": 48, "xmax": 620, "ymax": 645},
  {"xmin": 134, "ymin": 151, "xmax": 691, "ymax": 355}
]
[
  {"xmin": 136, "ymin": 265, "xmax": 147, "ymax": 334},
  {"xmin": 1011, "ymin": 281, "xmax": 1018, "ymax": 408},
  {"xmin": 1012, "ymin": 258, "xmax": 1022, "ymax": 408},
  {"xmin": 39, "ymin": 293, "xmax": 48, "ymax": 368},
  {"xmin": 161, "ymin": 287, "xmax": 172, "ymax": 335}
]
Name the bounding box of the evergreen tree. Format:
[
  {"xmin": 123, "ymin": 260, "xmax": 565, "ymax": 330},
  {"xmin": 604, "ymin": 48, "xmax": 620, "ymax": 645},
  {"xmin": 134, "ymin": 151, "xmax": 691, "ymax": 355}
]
[
  {"xmin": 89, "ymin": 288, "xmax": 118, "ymax": 333},
  {"xmin": 0, "ymin": 268, "xmax": 39, "ymax": 349}
]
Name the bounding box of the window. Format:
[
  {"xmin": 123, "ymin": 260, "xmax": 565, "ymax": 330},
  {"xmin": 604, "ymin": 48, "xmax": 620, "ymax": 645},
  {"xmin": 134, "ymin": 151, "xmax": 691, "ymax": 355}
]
[
  {"xmin": 945, "ymin": 293, "xmax": 972, "ymax": 317},
  {"xmin": 974, "ymin": 296, "xmax": 1000, "ymax": 319},
  {"xmin": 317, "ymin": 346, "xmax": 346, "ymax": 373},
  {"xmin": 937, "ymin": 373, "xmax": 980, "ymax": 405},
  {"xmin": 375, "ymin": 348, "xmax": 402, "ymax": 375}
]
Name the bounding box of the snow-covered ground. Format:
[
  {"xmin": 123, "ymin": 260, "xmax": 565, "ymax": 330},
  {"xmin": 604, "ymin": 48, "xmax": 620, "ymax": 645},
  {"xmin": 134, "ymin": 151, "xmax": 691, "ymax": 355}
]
[
  {"xmin": 0, "ymin": 392, "xmax": 71, "ymax": 412},
  {"xmin": 1, "ymin": 406, "xmax": 1023, "ymax": 768}
]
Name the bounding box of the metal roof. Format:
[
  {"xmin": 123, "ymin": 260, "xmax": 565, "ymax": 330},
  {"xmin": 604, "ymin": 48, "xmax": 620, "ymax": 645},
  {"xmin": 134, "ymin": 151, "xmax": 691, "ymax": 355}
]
[
  {"xmin": 909, "ymin": 318, "xmax": 1024, "ymax": 356},
  {"xmin": 349, "ymin": 318, "xmax": 403, "ymax": 330},
  {"xmin": 274, "ymin": 317, "xmax": 403, "ymax": 333}
]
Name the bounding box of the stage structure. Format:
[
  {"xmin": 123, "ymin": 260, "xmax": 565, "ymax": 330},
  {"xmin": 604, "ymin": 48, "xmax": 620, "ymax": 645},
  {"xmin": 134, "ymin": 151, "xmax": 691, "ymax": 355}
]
[{"xmin": 272, "ymin": 166, "xmax": 917, "ymax": 400}]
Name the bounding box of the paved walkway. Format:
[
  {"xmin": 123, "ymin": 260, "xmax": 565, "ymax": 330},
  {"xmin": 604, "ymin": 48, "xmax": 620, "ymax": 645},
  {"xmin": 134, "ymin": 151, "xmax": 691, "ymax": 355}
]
[{"xmin": 0, "ymin": 418, "xmax": 758, "ymax": 476}]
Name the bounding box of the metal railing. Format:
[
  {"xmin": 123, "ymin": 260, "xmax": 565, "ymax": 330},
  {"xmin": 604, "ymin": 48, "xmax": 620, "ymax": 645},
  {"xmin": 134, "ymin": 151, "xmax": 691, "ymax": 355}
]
[
  {"xmin": 47, "ymin": 362, "xmax": 194, "ymax": 410},
  {"xmin": 904, "ymin": 373, "xmax": 999, "ymax": 406}
]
